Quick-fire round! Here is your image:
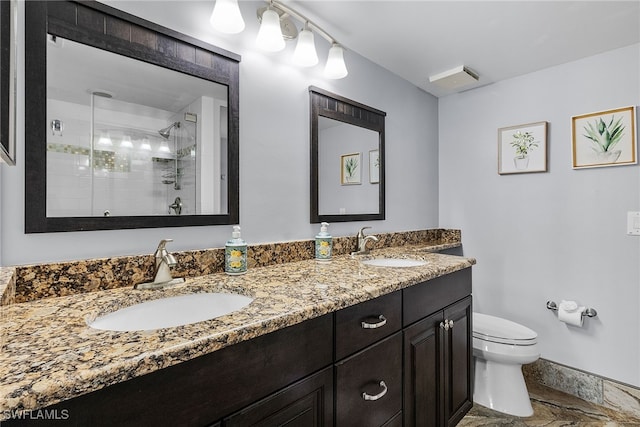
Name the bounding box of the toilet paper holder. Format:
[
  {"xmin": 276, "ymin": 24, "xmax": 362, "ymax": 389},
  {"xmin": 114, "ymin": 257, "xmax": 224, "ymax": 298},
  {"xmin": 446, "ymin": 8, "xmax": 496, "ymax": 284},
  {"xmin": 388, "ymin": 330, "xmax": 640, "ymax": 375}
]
[{"xmin": 546, "ymin": 301, "xmax": 597, "ymax": 318}]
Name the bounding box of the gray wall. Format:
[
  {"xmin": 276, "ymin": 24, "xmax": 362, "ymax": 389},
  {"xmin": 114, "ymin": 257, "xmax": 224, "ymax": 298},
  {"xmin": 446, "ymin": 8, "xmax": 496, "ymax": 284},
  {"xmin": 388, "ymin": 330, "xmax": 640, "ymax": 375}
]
[
  {"xmin": 4, "ymin": 0, "xmax": 635, "ymax": 389},
  {"xmin": 0, "ymin": 1, "xmax": 439, "ymax": 265},
  {"xmin": 439, "ymin": 43, "xmax": 640, "ymax": 387}
]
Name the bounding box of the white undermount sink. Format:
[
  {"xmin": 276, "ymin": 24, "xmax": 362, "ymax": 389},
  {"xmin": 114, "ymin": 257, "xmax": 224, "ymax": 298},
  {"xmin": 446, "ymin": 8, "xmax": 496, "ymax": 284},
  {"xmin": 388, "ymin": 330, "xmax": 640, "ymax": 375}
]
[
  {"xmin": 88, "ymin": 293, "xmax": 254, "ymax": 332},
  {"xmin": 361, "ymin": 258, "xmax": 428, "ymax": 268}
]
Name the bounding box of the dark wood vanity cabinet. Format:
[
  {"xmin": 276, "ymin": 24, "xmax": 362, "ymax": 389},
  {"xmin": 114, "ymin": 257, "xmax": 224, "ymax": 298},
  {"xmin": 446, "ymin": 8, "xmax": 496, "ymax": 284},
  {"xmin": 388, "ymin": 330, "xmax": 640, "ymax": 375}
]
[
  {"xmin": 333, "ymin": 268, "xmax": 472, "ymax": 427},
  {"xmin": 334, "ymin": 291, "xmax": 403, "ymax": 426},
  {"xmin": 222, "ymin": 367, "xmax": 333, "ymax": 427},
  {"xmin": 403, "ymin": 270, "xmax": 473, "ymax": 427},
  {"xmin": 7, "ymin": 268, "xmax": 472, "ymax": 427}
]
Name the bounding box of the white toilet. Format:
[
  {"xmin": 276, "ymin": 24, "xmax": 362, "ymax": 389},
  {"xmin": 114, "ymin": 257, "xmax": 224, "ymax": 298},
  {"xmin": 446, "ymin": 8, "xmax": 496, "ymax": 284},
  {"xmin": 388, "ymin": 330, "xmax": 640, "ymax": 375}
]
[{"xmin": 472, "ymin": 312, "xmax": 540, "ymax": 417}]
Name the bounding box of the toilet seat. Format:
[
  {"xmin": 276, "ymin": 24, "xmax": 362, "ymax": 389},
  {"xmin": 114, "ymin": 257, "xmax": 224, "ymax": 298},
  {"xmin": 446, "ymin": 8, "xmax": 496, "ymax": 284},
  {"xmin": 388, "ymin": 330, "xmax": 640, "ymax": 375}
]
[{"xmin": 473, "ymin": 313, "xmax": 537, "ymax": 346}]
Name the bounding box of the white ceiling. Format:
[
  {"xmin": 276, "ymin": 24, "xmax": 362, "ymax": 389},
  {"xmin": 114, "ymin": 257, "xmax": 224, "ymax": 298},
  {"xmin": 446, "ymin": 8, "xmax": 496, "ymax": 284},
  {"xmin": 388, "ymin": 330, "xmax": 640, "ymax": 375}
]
[{"xmin": 283, "ymin": 1, "xmax": 640, "ymax": 97}]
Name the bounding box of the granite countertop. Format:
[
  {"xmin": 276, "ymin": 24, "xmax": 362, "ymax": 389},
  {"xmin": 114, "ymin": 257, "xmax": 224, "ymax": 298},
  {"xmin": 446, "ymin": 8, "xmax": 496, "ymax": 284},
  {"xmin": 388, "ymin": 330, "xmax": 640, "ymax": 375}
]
[{"xmin": 0, "ymin": 244, "xmax": 475, "ymax": 416}]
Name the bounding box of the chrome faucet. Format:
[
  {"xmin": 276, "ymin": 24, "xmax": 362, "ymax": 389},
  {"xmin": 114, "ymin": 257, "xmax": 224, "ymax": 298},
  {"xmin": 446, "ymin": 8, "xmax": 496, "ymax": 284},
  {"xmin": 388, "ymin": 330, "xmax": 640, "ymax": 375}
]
[
  {"xmin": 168, "ymin": 197, "xmax": 182, "ymax": 215},
  {"xmin": 353, "ymin": 226, "xmax": 379, "ymax": 255},
  {"xmin": 134, "ymin": 239, "xmax": 185, "ymax": 290}
]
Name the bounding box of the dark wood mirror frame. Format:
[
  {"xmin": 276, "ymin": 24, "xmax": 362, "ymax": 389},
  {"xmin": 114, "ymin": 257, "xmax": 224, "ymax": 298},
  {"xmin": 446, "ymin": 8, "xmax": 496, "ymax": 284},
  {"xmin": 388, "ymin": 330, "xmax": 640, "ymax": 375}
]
[
  {"xmin": 0, "ymin": 0, "xmax": 16, "ymax": 165},
  {"xmin": 309, "ymin": 86, "xmax": 386, "ymax": 223},
  {"xmin": 25, "ymin": 0, "xmax": 240, "ymax": 233}
]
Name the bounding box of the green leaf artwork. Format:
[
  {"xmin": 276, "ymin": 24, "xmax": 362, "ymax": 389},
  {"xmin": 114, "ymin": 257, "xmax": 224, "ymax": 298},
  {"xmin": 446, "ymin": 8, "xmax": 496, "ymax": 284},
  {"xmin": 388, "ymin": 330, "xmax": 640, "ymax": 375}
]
[
  {"xmin": 344, "ymin": 157, "xmax": 358, "ymax": 179},
  {"xmin": 582, "ymin": 115, "xmax": 625, "ymax": 153},
  {"xmin": 510, "ymin": 131, "xmax": 539, "ymax": 157}
]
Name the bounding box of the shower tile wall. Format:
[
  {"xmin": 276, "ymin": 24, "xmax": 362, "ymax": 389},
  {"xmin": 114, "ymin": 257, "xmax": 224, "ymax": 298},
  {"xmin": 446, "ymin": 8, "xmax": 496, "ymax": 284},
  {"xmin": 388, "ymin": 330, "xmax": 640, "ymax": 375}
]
[{"xmin": 47, "ymin": 99, "xmax": 184, "ymax": 217}]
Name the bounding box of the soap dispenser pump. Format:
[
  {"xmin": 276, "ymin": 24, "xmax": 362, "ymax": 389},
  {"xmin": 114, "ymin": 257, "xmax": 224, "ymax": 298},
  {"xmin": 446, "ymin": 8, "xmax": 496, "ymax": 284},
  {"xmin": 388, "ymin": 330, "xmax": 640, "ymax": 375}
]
[
  {"xmin": 225, "ymin": 225, "xmax": 247, "ymax": 275},
  {"xmin": 315, "ymin": 222, "xmax": 332, "ymax": 262}
]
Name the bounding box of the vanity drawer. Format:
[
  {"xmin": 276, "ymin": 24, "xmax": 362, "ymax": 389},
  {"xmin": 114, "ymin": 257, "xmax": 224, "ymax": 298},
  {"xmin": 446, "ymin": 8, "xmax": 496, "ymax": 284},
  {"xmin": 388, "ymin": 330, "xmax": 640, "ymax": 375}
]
[
  {"xmin": 335, "ymin": 332, "xmax": 402, "ymax": 427},
  {"xmin": 335, "ymin": 290, "xmax": 401, "ymax": 360},
  {"xmin": 403, "ymin": 267, "xmax": 471, "ymax": 326}
]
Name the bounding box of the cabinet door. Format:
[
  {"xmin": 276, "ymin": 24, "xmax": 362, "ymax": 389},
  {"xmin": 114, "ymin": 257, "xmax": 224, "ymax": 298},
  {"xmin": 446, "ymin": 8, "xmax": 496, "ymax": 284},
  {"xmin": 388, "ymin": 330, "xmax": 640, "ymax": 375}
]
[
  {"xmin": 223, "ymin": 367, "xmax": 333, "ymax": 427},
  {"xmin": 381, "ymin": 411, "xmax": 403, "ymax": 427},
  {"xmin": 443, "ymin": 296, "xmax": 473, "ymax": 427},
  {"xmin": 403, "ymin": 310, "xmax": 444, "ymax": 427}
]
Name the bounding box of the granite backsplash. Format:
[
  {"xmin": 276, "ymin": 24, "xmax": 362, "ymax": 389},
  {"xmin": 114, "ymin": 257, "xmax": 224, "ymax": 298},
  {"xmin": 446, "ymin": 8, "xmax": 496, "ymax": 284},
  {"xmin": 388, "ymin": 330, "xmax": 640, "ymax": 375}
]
[{"xmin": 7, "ymin": 229, "xmax": 461, "ymax": 304}]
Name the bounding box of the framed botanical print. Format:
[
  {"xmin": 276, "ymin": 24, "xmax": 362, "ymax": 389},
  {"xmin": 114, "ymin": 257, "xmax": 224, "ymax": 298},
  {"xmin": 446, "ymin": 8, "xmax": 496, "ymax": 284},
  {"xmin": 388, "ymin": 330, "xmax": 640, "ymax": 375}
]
[
  {"xmin": 498, "ymin": 121, "xmax": 548, "ymax": 174},
  {"xmin": 572, "ymin": 106, "xmax": 637, "ymax": 169},
  {"xmin": 341, "ymin": 152, "xmax": 361, "ymax": 185}
]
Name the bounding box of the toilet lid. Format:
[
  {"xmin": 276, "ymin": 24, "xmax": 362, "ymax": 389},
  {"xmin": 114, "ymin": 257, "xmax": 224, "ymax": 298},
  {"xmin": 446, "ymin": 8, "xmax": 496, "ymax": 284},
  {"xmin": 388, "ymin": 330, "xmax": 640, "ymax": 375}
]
[{"xmin": 473, "ymin": 312, "xmax": 537, "ymax": 345}]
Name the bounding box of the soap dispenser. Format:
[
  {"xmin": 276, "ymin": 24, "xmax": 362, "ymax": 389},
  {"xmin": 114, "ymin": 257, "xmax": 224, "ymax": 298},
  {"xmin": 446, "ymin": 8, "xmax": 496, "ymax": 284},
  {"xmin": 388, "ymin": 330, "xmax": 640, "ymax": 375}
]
[
  {"xmin": 225, "ymin": 226, "xmax": 247, "ymax": 275},
  {"xmin": 315, "ymin": 222, "xmax": 332, "ymax": 262}
]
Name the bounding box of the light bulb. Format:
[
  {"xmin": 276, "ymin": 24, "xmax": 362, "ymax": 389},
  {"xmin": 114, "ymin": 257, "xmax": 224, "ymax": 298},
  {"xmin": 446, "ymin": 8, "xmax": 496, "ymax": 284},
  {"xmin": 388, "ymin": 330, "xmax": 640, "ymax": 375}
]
[
  {"xmin": 210, "ymin": 0, "xmax": 245, "ymax": 34},
  {"xmin": 139, "ymin": 137, "xmax": 151, "ymax": 151},
  {"xmin": 256, "ymin": 8, "xmax": 285, "ymax": 52},
  {"xmin": 120, "ymin": 135, "xmax": 133, "ymax": 149},
  {"xmin": 324, "ymin": 44, "xmax": 348, "ymax": 79},
  {"xmin": 293, "ymin": 27, "xmax": 318, "ymax": 67},
  {"xmin": 159, "ymin": 140, "xmax": 171, "ymax": 153},
  {"xmin": 97, "ymin": 131, "xmax": 112, "ymax": 147}
]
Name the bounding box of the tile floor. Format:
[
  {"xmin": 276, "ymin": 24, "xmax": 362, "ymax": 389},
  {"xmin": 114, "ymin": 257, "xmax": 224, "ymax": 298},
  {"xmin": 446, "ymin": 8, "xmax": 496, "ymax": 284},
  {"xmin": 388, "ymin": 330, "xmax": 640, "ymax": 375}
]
[{"xmin": 459, "ymin": 381, "xmax": 640, "ymax": 426}]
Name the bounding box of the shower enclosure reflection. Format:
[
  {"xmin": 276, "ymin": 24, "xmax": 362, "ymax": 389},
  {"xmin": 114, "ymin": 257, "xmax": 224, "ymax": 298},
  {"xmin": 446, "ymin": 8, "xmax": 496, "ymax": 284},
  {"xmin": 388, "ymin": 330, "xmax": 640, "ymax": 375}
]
[{"xmin": 46, "ymin": 36, "xmax": 228, "ymax": 218}]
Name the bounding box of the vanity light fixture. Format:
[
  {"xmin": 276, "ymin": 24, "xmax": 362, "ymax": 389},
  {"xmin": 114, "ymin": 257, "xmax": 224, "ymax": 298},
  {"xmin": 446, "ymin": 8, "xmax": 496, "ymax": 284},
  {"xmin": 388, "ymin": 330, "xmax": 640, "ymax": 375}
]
[
  {"xmin": 158, "ymin": 140, "xmax": 171, "ymax": 153},
  {"xmin": 139, "ymin": 137, "xmax": 152, "ymax": 151},
  {"xmin": 209, "ymin": 0, "xmax": 245, "ymax": 34},
  {"xmin": 210, "ymin": 0, "xmax": 348, "ymax": 79},
  {"xmin": 292, "ymin": 23, "xmax": 318, "ymax": 67},
  {"xmin": 256, "ymin": 6, "xmax": 286, "ymax": 52},
  {"xmin": 97, "ymin": 131, "xmax": 113, "ymax": 147},
  {"xmin": 324, "ymin": 43, "xmax": 348, "ymax": 79},
  {"xmin": 119, "ymin": 135, "xmax": 133, "ymax": 149}
]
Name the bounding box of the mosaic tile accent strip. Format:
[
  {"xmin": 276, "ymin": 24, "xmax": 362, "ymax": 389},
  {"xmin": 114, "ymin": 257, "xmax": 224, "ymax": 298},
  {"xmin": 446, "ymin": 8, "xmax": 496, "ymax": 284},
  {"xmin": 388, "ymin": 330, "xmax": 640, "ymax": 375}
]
[
  {"xmin": 47, "ymin": 143, "xmax": 130, "ymax": 172},
  {"xmin": 10, "ymin": 229, "xmax": 461, "ymax": 304},
  {"xmin": 47, "ymin": 143, "xmax": 90, "ymax": 156}
]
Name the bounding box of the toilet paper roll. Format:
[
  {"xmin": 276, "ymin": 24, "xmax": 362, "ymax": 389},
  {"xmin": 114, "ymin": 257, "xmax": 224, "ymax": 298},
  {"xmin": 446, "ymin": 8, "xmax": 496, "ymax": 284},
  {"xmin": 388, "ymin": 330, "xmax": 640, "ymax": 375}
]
[
  {"xmin": 558, "ymin": 305, "xmax": 585, "ymax": 326},
  {"xmin": 559, "ymin": 300, "xmax": 578, "ymax": 312}
]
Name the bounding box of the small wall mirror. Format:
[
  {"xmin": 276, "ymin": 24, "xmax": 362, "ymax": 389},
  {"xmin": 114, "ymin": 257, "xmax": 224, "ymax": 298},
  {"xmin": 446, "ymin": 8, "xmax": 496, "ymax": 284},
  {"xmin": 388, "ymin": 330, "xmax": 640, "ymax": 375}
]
[
  {"xmin": 310, "ymin": 87, "xmax": 386, "ymax": 223},
  {"xmin": 25, "ymin": 1, "xmax": 240, "ymax": 232}
]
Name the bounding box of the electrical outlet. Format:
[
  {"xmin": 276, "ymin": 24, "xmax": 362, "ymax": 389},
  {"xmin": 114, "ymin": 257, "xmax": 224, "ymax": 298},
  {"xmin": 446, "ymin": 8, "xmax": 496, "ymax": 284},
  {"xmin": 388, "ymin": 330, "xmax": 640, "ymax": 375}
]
[{"xmin": 627, "ymin": 212, "xmax": 640, "ymax": 235}]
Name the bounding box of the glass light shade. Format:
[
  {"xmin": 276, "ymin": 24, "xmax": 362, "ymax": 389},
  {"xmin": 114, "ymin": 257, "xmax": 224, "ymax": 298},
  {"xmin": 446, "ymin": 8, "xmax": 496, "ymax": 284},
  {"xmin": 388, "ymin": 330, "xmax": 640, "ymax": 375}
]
[
  {"xmin": 292, "ymin": 28, "xmax": 318, "ymax": 67},
  {"xmin": 139, "ymin": 137, "xmax": 152, "ymax": 151},
  {"xmin": 159, "ymin": 140, "xmax": 171, "ymax": 153},
  {"xmin": 324, "ymin": 44, "xmax": 348, "ymax": 79},
  {"xmin": 256, "ymin": 8, "xmax": 285, "ymax": 52},
  {"xmin": 120, "ymin": 135, "xmax": 133, "ymax": 148},
  {"xmin": 97, "ymin": 131, "xmax": 112, "ymax": 147},
  {"xmin": 210, "ymin": 0, "xmax": 245, "ymax": 34}
]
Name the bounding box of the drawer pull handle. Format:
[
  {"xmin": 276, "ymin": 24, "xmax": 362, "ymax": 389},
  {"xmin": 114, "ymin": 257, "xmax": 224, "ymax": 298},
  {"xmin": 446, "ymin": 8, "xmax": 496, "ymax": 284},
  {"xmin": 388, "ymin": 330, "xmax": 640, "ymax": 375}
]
[
  {"xmin": 362, "ymin": 381, "xmax": 388, "ymax": 401},
  {"xmin": 361, "ymin": 315, "xmax": 387, "ymax": 329}
]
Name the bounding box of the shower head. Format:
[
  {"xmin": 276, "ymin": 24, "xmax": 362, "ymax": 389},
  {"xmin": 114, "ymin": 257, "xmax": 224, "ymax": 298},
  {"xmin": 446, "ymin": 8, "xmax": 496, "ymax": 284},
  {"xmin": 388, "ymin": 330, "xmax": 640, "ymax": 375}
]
[{"xmin": 158, "ymin": 121, "xmax": 181, "ymax": 139}]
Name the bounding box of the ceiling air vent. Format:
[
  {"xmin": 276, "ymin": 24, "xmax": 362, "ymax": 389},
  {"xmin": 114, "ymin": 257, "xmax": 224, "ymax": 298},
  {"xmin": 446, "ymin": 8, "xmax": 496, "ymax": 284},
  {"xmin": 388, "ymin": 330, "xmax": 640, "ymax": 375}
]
[{"xmin": 429, "ymin": 65, "xmax": 479, "ymax": 90}]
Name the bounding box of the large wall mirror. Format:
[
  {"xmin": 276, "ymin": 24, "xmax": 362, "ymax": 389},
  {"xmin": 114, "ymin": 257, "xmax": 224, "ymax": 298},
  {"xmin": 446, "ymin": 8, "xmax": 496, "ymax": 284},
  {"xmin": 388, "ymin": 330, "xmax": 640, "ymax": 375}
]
[
  {"xmin": 25, "ymin": 1, "xmax": 240, "ymax": 232},
  {"xmin": 0, "ymin": 0, "xmax": 17, "ymax": 165},
  {"xmin": 310, "ymin": 87, "xmax": 385, "ymax": 223}
]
